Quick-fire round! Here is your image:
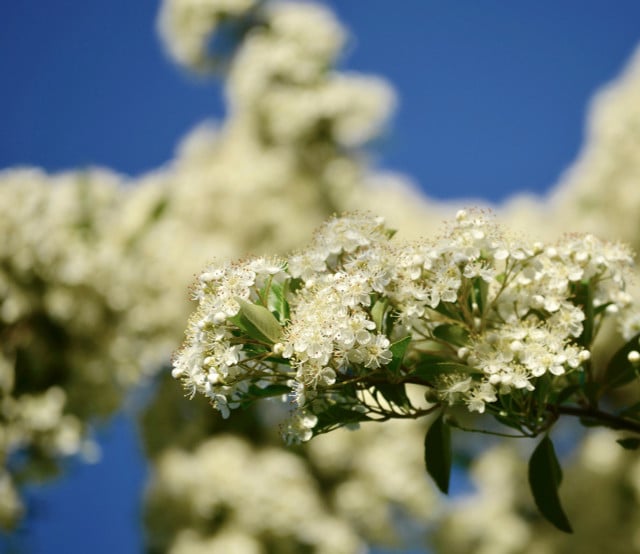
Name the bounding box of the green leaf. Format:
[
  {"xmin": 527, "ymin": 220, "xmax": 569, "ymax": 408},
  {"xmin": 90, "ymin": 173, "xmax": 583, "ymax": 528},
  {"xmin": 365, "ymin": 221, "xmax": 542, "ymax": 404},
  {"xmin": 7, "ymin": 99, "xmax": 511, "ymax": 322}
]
[
  {"xmin": 528, "ymin": 436, "xmax": 572, "ymax": 533},
  {"xmin": 594, "ymin": 302, "xmax": 614, "ymax": 316},
  {"xmin": 571, "ymin": 281, "xmax": 594, "ymax": 347},
  {"xmin": 432, "ymin": 324, "xmax": 470, "ymax": 347},
  {"xmin": 374, "ymin": 383, "xmax": 412, "ymax": 410},
  {"xmin": 472, "ymin": 277, "xmax": 489, "ymax": 315},
  {"xmin": 315, "ymin": 404, "xmax": 371, "ymax": 433},
  {"xmin": 578, "ymin": 417, "xmax": 601, "ymax": 428},
  {"xmin": 235, "ymin": 298, "xmax": 283, "ymax": 344},
  {"xmin": 493, "ymin": 412, "xmax": 526, "ymax": 432},
  {"xmin": 412, "ymin": 353, "xmax": 450, "ymax": 367},
  {"xmin": 433, "ymin": 301, "xmax": 459, "ymax": 320},
  {"xmin": 247, "ymin": 384, "xmax": 291, "ymax": 399},
  {"xmin": 620, "ymin": 401, "xmax": 640, "ymax": 418},
  {"xmin": 268, "ymin": 282, "xmax": 290, "ymax": 323},
  {"xmin": 413, "ymin": 361, "xmax": 479, "ymax": 382},
  {"xmin": 424, "ymin": 413, "xmax": 452, "ymax": 494},
  {"xmin": 241, "ymin": 343, "xmax": 269, "ymax": 356},
  {"xmin": 371, "ymin": 299, "xmax": 388, "ymax": 332},
  {"xmin": 583, "ymin": 382, "xmax": 600, "ymax": 407},
  {"xmin": 387, "ymin": 335, "xmax": 412, "ymax": 374},
  {"xmin": 603, "ymin": 332, "xmax": 640, "ymax": 390},
  {"xmin": 554, "ymin": 384, "xmax": 581, "ymax": 405},
  {"xmin": 149, "ymin": 197, "xmax": 169, "ymax": 221},
  {"xmin": 617, "ymin": 437, "xmax": 640, "ymax": 450}
]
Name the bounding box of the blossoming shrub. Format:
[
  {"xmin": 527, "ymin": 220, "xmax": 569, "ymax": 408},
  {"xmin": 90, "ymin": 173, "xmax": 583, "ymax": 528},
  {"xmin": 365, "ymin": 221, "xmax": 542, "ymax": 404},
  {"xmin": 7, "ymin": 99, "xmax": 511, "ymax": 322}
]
[
  {"xmin": 0, "ymin": 168, "xmax": 167, "ymax": 528},
  {"xmin": 174, "ymin": 209, "xmax": 640, "ymax": 531}
]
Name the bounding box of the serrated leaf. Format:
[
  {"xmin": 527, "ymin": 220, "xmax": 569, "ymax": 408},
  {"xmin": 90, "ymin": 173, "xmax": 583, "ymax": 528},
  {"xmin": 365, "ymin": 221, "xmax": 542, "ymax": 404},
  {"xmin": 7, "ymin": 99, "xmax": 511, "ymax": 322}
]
[
  {"xmin": 236, "ymin": 298, "xmax": 283, "ymax": 344},
  {"xmin": 424, "ymin": 413, "xmax": 452, "ymax": 494},
  {"xmin": 371, "ymin": 299, "xmax": 388, "ymax": 332},
  {"xmin": 617, "ymin": 437, "xmax": 640, "ymax": 450},
  {"xmin": 432, "ymin": 324, "xmax": 470, "ymax": 347},
  {"xmin": 528, "ymin": 436, "xmax": 572, "ymax": 533},
  {"xmin": 387, "ymin": 335, "xmax": 412, "ymax": 374},
  {"xmin": 603, "ymin": 332, "xmax": 640, "ymax": 390}
]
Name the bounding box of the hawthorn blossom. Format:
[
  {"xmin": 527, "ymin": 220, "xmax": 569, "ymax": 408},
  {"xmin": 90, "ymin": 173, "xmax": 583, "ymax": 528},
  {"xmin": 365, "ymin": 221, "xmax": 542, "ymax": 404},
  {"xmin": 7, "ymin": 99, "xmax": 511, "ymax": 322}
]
[{"xmin": 174, "ymin": 210, "xmax": 636, "ymax": 440}]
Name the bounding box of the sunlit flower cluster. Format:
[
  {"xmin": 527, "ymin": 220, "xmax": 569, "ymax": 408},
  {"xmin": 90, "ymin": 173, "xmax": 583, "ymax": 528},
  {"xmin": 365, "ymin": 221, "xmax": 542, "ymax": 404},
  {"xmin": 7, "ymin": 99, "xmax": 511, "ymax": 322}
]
[{"xmin": 174, "ymin": 209, "xmax": 636, "ymax": 442}]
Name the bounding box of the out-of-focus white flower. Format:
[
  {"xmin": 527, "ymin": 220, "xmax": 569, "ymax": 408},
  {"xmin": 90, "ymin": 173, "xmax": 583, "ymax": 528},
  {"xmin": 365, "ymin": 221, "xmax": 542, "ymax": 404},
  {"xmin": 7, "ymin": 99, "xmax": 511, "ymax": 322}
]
[
  {"xmin": 228, "ymin": 2, "xmax": 345, "ymax": 107},
  {"xmin": 158, "ymin": 0, "xmax": 258, "ymax": 70},
  {"xmin": 0, "ymin": 471, "xmax": 23, "ymax": 530},
  {"xmin": 146, "ymin": 435, "xmax": 366, "ymax": 554}
]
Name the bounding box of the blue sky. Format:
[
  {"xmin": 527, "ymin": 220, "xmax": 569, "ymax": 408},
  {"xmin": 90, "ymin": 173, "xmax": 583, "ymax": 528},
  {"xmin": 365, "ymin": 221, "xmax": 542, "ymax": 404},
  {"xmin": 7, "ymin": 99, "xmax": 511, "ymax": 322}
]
[
  {"xmin": 3, "ymin": 1, "xmax": 640, "ymax": 201},
  {"xmin": 2, "ymin": 1, "xmax": 640, "ymax": 552}
]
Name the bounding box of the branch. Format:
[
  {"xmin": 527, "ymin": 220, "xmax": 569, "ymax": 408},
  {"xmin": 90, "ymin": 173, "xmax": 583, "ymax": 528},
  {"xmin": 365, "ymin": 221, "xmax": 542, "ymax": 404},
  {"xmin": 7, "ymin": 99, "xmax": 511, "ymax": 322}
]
[{"xmin": 552, "ymin": 404, "xmax": 640, "ymax": 434}]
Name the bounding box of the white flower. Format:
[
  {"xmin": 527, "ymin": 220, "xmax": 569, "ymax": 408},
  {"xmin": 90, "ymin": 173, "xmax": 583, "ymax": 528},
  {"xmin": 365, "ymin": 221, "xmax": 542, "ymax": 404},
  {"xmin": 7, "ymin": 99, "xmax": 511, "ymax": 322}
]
[
  {"xmin": 465, "ymin": 383, "xmax": 498, "ymax": 414},
  {"xmin": 283, "ymin": 411, "xmax": 319, "ymax": 444}
]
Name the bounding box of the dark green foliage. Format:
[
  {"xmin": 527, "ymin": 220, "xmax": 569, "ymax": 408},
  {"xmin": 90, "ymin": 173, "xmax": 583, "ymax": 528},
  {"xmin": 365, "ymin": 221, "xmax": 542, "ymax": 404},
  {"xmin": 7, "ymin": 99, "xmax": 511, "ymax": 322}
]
[
  {"xmin": 603, "ymin": 332, "xmax": 640, "ymax": 390},
  {"xmin": 528, "ymin": 435, "xmax": 573, "ymax": 533},
  {"xmin": 387, "ymin": 335, "xmax": 412, "ymax": 375},
  {"xmin": 424, "ymin": 413, "xmax": 452, "ymax": 494}
]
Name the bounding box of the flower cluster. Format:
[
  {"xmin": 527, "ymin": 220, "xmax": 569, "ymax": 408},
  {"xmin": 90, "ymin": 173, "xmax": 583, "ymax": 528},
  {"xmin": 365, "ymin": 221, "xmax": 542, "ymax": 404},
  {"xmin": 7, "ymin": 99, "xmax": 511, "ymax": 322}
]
[{"xmin": 174, "ymin": 210, "xmax": 636, "ymax": 442}]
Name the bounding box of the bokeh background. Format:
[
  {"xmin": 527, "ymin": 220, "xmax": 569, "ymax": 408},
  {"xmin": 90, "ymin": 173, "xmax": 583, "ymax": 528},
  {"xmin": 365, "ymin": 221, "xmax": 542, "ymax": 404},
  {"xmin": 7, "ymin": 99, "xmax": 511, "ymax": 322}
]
[{"xmin": 2, "ymin": 1, "xmax": 640, "ymax": 552}]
